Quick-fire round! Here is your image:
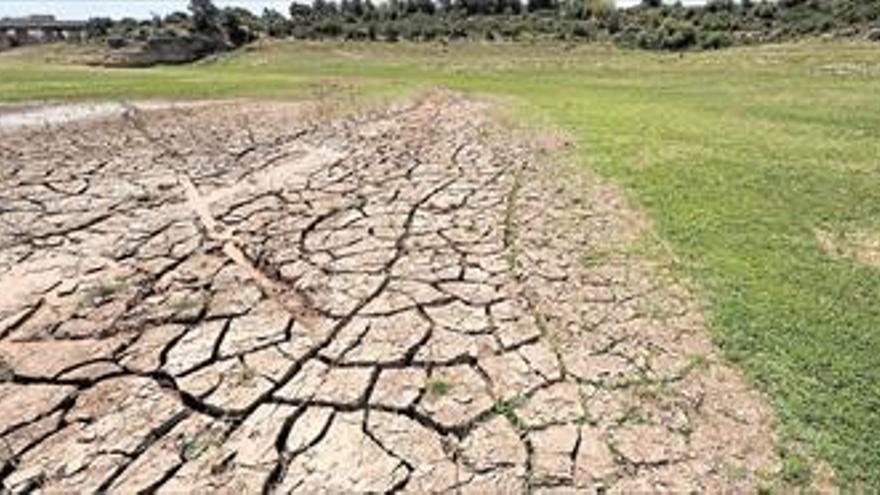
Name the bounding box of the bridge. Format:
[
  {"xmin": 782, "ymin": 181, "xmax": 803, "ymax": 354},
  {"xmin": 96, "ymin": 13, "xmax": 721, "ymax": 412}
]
[{"xmin": 0, "ymin": 17, "xmax": 88, "ymax": 47}]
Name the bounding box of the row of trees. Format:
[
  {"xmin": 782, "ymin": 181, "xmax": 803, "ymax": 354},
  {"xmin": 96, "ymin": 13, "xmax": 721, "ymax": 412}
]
[{"xmin": 89, "ymin": 0, "xmax": 880, "ymax": 53}]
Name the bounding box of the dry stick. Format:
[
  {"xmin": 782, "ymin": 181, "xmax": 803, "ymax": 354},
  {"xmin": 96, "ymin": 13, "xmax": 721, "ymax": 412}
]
[
  {"xmin": 122, "ymin": 103, "xmax": 322, "ymax": 330},
  {"xmin": 178, "ymin": 174, "xmax": 321, "ymax": 329}
]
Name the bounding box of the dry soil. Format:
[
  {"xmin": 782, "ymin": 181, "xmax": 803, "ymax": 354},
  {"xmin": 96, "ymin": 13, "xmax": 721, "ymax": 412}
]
[{"xmin": 0, "ymin": 93, "xmax": 778, "ymax": 493}]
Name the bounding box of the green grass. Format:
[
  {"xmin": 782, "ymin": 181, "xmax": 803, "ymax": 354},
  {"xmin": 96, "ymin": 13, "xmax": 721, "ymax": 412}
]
[
  {"xmin": 3, "ymin": 39, "xmax": 880, "ymax": 487},
  {"xmin": 425, "ymin": 377, "xmax": 452, "ymax": 398}
]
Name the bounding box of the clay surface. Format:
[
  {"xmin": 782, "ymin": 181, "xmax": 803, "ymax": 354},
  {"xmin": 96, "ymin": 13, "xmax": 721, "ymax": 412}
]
[{"xmin": 0, "ymin": 94, "xmax": 778, "ymax": 492}]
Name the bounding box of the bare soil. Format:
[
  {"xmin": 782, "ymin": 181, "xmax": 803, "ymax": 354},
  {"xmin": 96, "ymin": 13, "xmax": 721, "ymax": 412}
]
[
  {"xmin": 0, "ymin": 93, "xmax": 778, "ymax": 492},
  {"xmin": 817, "ymin": 227, "xmax": 880, "ymax": 270}
]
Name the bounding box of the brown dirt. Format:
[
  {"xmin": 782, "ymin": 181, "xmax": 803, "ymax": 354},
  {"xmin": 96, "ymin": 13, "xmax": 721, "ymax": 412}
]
[
  {"xmin": 0, "ymin": 93, "xmax": 779, "ymax": 492},
  {"xmin": 817, "ymin": 227, "xmax": 880, "ymax": 270}
]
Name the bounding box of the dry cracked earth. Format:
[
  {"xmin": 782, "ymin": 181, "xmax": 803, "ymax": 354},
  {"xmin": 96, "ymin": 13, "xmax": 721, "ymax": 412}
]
[{"xmin": 0, "ymin": 93, "xmax": 778, "ymax": 493}]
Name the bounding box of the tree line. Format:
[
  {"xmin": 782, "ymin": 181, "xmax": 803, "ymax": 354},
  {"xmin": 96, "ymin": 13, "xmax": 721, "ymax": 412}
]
[{"xmin": 86, "ymin": 0, "xmax": 880, "ymax": 52}]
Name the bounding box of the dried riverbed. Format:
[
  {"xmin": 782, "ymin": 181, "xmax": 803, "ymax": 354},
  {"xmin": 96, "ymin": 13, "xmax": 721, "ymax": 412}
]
[{"xmin": 0, "ymin": 94, "xmax": 778, "ymax": 492}]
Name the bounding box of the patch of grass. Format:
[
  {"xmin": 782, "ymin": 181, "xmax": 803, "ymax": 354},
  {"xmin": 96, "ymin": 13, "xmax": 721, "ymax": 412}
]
[
  {"xmin": 172, "ymin": 294, "xmax": 203, "ymax": 311},
  {"xmin": 127, "ymin": 188, "xmax": 153, "ymax": 203},
  {"xmin": 578, "ymin": 247, "xmax": 612, "ymax": 268},
  {"xmin": 4, "ymin": 40, "xmax": 880, "ymax": 488},
  {"xmin": 181, "ymin": 427, "xmax": 224, "ymax": 461},
  {"xmin": 487, "ymin": 397, "xmax": 527, "ymax": 430},
  {"xmin": 781, "ymin": 450, "xmax": 814, "ymax": 487},
  {"xmin": 181, "ymin": 437, "xmax": 210, "ymax": 461},
  {"xmin": 425, "ymin": 378, "xmax": 452, "ymax": 398},
  {"xmin": 725, "ymin": 462, "xmax": 750, "ymax": 482},
  {"xmin": 230, "ymin": 362, "xmax": 258, "ymax": 387},
  {"xmin": 616, "ymin": 405, "xmax": 651, "ymax": 426},
  {"xmin": 171, "ymin": 293, "xmax": 206, "ymax": 322},
  {"xmin": 0, "ymin": 357, "xmax": 12, "ymax": 382},
  {"xmin": 81, "ymin": 279, "xmax": 127, "ymax": 307}
]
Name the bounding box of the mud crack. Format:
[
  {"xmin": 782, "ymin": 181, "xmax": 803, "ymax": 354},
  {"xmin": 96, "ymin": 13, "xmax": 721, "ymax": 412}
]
[{"xmin": 0, "ymin": 93, "xmax": 778, "ymax": 493}]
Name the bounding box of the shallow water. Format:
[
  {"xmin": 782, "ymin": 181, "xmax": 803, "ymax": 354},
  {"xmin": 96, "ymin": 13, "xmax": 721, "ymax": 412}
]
[
  {"xmin": 0, "ymin": 101, "xmax": 216, "ymax": 132},
  {"xmin": 0, "ymin": 102, "xmax": 131, "ymax": 131}
]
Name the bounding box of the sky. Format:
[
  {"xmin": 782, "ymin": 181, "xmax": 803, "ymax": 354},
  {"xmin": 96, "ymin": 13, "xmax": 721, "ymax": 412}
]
[
  {"xmin": 0, "ymin": 1, "xmax": 294, "ymax": 20},
  {"xmin": 0, "ymin": 0, "xmax": 708, "ymax": 20}
]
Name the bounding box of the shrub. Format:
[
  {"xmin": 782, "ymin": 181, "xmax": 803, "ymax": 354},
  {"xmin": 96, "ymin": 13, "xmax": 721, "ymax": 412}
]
[
  {"xmin": 382, "ymin": 22, "xmax": 400, "ymax": 41},
  {"xmin": 107, "ymin": 36, "xmax": 128, "ymax": 49},
  {"xmin": 585, "ymin": 0, "xmax": 615, "ymax": 19},
  {"xmin": 88, "ymin": 0, "xmax": 880, "ymax": 54},
  {"xmin": 658, "ymin": 18, "xmax": 697, "ymax": 49},
  {"xmin": 700, "ymin": 30, "xmax": 732, "ymax": 49}
]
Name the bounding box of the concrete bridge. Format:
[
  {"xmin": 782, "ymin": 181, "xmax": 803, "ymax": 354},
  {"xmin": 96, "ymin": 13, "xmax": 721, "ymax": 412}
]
[{"xmin": 0, "ymin": 17, "xmax": 88, "ymax": 47}]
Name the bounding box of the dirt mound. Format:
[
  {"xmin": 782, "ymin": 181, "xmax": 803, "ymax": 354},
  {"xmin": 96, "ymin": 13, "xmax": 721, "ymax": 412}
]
[{"xmin": 0, "ymin": 94, "xmax": 778, "ymax": 492}]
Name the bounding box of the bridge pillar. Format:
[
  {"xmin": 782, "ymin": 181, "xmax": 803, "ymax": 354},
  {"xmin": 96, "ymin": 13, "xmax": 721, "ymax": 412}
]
[
  {"xmin": 0, "ymin": 22, "xmax": 89, "ymax": 47},
  {"xmin": 13, "ymin": 27, "xmax": 28, "ymax": 45}
]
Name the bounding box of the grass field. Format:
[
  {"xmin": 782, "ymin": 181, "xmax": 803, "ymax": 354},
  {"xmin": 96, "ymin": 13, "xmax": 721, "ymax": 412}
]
[{"xmin": 3, "ymin": 40, "xmax": 880, "ymax": 488}]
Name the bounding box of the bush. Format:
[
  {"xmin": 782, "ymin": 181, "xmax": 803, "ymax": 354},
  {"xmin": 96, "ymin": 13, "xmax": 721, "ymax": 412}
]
[
  {"xmin": 316, "ymin": 19, "xmax": 343, "ymax": 36},
  {"xmin": 754, "ymin": 1, "xmax": 777, "ymax": 19},
  {"xmin": 700, "ymin": 30, "xmax": 732, "ymax": 49},
  {"xmin": 107, "ymin": 36, "xmax": 128, "ymax": 49},
  {"xmin": 88, "ymin": 0, "xmax": 880, "ymax": 55},
  {"xmin": 381, "ymin": 23, "xmax": 400, "ymax": 41},
  {"xmin": 86, "ymin": 17, "xmax": 114, "ymax": 39},
  {"xmin": 658, "ymin": 19, "xmax": 697, "ymax": 49},
  {"xmin": 586, "ymin": 0, "xmax": 615, "ymax": 19}
]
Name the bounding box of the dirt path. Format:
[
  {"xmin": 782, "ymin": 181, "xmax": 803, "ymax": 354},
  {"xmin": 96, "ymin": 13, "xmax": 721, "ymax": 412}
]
[{"xmin": 0, "ymin": 94, "xmax": 778, "ymax": 492}]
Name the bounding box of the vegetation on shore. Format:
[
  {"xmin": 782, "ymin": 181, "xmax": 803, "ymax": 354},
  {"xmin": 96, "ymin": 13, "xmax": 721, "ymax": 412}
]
[{"xmin": 77, "ymin": 0, "xmax": 880, "ymax": 55}]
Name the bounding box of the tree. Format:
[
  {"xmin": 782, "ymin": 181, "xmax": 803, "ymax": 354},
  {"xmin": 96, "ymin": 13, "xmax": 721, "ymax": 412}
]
[
  {"xmin": 408, "ymin": 0, "xmax": 436, "ymax": 15},
  {"xmin": 505, "ymin": 0, "xmax": 524, "ymax": 15},
  {"xmin": 343, "ymin": 0, "xmax": 366, "ymax": 18},
  {"xmin": 706, "ymin": 0, "xmax": 736, "ymax": 12},
  {"xmin": 263, "ymin": 8, "xmax": 292, "ymax": 36},
  {"xmin": 85, "ymin": 17, "xmax": 114, "ymax": 39},
  {"xmin": 290, "ymin": 2, "xmax": 313, "ymax": 22},
  {"xmin": 164, "ymin": 11, "xmax": 190, "ymax": 24},
  {"xmin": 221, "ymin": 8, "xmax": 257, "ymax": 46},
  {"xmin": 364, "ymin": 0, "xmax": 377, "ymax": 19},
  {"xmin": 527, "ymin": 0, "xmax": 555, "ymax": 12},
  {"xmin": 313, "ymin": 0, "xmax": 340, "ymax": 18},
  {"xmin": 385, "ymin": 0, "xmax": 403, "ymax": 19},
  {"xmin": 585, "ymin": 0, "xmax": 614, "ymax": 19},
  {"xmin": 189, "ymin": 0, "xmax": 222, "ymax": 35}
]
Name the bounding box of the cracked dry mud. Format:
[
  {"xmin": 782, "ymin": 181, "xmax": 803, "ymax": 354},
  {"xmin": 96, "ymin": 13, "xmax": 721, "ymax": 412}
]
[{"xmin": 0, "ymin": 93, "xmax": 778, "ymax": 493}]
